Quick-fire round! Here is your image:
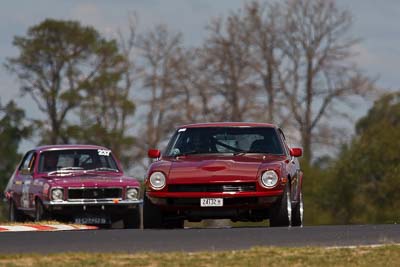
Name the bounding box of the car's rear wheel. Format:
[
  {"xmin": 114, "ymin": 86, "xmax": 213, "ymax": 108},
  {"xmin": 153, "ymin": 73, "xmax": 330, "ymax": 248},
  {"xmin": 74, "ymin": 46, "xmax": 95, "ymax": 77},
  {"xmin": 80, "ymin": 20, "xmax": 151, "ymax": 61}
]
[
  {"xmin": 292, "ymin": 191, "xmax": 304, "ymax": 227},
  {"xmin": 269, "ymin": 183, "xmax": 292, "ymax": 227},
  {"xmin": 35, "ymin": 199, "xmax": 50, "ymax": 221},
  {"xmin": 143, "ymin": 193, "xmax": 164, "ymax": 229},
  {"xmin": 8, "ymin": 199, "xmax": 22, "ymax": 222},
  {"xmin": 123, "ymin": 207, "xmax": 141, "ymax": 229}
]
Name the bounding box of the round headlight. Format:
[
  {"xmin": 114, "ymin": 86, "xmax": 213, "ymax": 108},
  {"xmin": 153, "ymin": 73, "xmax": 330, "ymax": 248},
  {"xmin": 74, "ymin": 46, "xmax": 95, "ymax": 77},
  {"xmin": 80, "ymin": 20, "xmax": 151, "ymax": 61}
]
[
  {"xmin": 260, "ymin": 170, "xmax": 279, "ymax": 188},
  {"xmin": 126, "ymin": 188, "xmax": 139, "ymax": 200},
  {"xmin": 149, "ymin": 171, "xmax": 166, "ymax": 190},
  {"xmin": 51, "ymin": 188, "xmax": 64, "ymax": 201}
]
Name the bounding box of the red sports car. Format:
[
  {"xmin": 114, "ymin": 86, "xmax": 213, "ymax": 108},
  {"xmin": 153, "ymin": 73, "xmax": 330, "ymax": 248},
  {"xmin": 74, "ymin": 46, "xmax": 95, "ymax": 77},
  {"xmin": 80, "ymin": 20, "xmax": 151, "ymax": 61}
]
[
  {"xmin": 144, "ymin": 122, "xmax": 303, "ymax": 228},
  {"xmin": 4, "ymin": 145, "xmax": 142, "ymax": 228}
]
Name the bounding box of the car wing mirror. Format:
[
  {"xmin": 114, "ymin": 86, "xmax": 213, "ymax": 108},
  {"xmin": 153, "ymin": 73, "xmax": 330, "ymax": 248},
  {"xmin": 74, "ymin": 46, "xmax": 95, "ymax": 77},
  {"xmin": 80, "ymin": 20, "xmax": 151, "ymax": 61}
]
[
  {"xmin": 148, "ymin": 149, "xmax": 161, "ymax": 159},
  {"xmin": 290, "ymin": 148, "xmax": 303, "ymax": 157}
]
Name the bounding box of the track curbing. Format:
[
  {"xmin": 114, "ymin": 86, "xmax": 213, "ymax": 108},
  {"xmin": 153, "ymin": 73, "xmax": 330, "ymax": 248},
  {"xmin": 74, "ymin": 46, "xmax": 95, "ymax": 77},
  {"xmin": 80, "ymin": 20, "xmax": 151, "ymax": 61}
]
[{"xmin": 0, "ymin": 224, "xmax": 98, "ymax": 232}]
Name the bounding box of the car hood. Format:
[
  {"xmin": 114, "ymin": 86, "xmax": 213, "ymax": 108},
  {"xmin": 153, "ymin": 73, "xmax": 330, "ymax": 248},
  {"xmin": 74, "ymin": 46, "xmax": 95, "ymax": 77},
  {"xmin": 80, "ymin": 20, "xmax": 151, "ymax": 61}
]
[
  {"xmin": 48, "ymin": 174, "xmax": 140, "ymax": 188},
  {"xmin": 166, "ymin": 155, "xmax": 285, "ymax": 183}
]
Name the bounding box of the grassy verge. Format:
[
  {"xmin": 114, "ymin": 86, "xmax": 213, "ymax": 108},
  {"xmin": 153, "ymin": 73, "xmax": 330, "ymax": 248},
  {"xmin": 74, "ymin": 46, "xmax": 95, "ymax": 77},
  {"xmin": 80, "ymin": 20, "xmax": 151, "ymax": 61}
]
[{"xmin": 0, "ymin": 245, "xmax": 398, "ymax": 267}]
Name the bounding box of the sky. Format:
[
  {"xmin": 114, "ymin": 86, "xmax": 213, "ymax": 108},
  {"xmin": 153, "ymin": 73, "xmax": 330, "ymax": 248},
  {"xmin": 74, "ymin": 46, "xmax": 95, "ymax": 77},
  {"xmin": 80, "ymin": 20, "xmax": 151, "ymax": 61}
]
[{"xmin": 0, "ymin": 0, "xmax": 399, "ymax": 151}]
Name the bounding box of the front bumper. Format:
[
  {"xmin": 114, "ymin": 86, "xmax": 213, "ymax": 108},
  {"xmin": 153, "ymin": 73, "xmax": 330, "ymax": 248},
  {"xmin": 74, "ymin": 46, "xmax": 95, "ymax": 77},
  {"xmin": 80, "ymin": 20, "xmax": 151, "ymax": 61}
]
[
  {"xmin": 147, "ymin": 190, "xmax": 283, "ymax": 209},
  {"xmin": 43, "ymin": 199, "xmax": 142, "ymax": 206},
  {"xmin": 42, "ymin": 199, "xmax": 142, "ymax": 220}
]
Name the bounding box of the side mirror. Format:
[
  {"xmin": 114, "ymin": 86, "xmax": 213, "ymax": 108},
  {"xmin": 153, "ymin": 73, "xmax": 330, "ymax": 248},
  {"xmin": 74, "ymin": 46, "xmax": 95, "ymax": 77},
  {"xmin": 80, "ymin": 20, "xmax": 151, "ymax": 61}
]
[
  {"xmin": 148, "ymin": 149, "xmax": 161, "ymax": 159},
  {"xmin": 290, "ymin": 148, "xmax": 303, "ymax": 157}
]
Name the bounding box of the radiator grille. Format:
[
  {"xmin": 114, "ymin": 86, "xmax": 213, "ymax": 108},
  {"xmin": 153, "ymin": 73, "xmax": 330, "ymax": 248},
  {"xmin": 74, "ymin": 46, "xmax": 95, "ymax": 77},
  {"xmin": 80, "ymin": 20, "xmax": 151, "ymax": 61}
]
[
  {"xmin": 168, "ymin": 183, "xmax": 256, "ymax": 193},
  {"xmin": 68, "ymin": 188, "xmax": 122, "ymax": 200}
]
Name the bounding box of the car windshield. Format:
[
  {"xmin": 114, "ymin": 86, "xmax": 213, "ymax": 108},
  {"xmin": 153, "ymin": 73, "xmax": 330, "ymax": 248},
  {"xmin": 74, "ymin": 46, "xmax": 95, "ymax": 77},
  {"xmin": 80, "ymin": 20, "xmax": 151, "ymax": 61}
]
[
  {"xmin": 38, "ymin": 149, "xmax": 119, "ymax": 173},
  {"xmin": 165, "ymin": 127, "xmax": 284, "ymax": 157}
]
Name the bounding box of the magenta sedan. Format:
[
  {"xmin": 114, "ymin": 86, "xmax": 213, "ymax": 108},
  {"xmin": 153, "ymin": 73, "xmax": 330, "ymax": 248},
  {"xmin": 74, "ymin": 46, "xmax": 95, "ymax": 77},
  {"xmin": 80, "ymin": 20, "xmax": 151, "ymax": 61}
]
[{"xmin": 4, "ymin": 145, "xmax": 142, "ymax": 228}]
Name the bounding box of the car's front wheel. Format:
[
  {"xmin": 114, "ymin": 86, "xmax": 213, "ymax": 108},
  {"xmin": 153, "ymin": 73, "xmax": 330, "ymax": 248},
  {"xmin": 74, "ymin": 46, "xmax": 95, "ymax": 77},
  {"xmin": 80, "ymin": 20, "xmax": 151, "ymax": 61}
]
[
  {"xmin": 292, "ymin": 191, "xmax": 304, "ymax": 227},
  {"xmin": 269, "ymin": 183, "xmax": 292, "ymax": 227},
  {"xmin": 8, "ymin": 199, "xmax": 22, "ymax": 222},
  {"xmin": 143, "ymin": 193, "xmax": 164, "ymax": 229},
  {"xmin": 123, "ymin": 207, "xmax": 141, "ymax": 229},
  {"xmin": 35, "ymin": 199, "xmax": 50, "ymax": 221}
]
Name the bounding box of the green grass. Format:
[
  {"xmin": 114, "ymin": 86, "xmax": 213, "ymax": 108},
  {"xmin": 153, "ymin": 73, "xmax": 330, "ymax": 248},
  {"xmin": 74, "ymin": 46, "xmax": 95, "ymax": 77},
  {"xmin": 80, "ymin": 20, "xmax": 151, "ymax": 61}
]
[{"xmin": 0, "ymin": 245, "xmax": 398, "ymax": 267}]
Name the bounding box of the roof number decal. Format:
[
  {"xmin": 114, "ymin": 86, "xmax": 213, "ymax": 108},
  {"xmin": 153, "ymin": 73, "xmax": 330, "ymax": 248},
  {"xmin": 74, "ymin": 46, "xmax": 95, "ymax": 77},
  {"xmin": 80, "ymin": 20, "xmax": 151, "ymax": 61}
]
[{"xmin": 98, "ymin": 149, "xmax": 111, "ymax": 156}]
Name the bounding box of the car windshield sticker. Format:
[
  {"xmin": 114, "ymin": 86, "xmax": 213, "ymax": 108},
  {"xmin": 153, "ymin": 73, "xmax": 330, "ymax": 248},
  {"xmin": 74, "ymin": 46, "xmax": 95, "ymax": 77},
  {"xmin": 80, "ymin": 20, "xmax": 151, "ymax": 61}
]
[
  {"xmin": 178, "ymin": 128, "xmax": 186, "ymax": 132},
  {"xmin": 98, "ymin": 149, "xmax": 111, "ymax": 156}
]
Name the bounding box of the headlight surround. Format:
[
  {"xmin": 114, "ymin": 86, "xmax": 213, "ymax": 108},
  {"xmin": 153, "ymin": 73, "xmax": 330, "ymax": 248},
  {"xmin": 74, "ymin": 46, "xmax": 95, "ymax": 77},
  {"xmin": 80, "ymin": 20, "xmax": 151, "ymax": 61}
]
[
  {"xmin": 51, "ymin": 188, "xmax": 64, "ymax": 201},
  {"xmin": 126, "ymin": 188, "xmax": 139, "ymax": 200},
  {"xmin": 260, "ymin": 170, "xmax": 279, "ymax": 188},
  {"xmin": 149, "ymin": 171, "xmax": 166, "ymax": 190}
]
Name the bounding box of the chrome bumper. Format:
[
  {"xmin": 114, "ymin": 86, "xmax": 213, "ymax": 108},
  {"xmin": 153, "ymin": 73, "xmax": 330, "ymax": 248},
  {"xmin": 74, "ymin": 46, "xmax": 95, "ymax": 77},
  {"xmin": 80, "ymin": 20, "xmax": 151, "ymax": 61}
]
[{"xmin": 43, "ymin": 199, "xmax": 143, "ymax": 206}]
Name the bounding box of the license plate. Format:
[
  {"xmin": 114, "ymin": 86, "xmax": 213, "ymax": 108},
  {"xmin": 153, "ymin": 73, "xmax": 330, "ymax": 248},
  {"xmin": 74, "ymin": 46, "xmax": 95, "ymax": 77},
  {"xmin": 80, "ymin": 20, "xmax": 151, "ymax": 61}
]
[
  {"xmin": 200, "ymin": 198, "xmax": 223, "ymax": 207},
  {"xmin": 74, "ymin": 217, "xmax": 109, "ymax": 225}
]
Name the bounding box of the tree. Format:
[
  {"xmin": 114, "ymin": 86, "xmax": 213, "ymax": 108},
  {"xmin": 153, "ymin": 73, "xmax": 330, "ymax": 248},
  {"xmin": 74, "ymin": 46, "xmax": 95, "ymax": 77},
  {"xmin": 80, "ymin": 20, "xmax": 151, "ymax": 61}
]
[
  {"xmin": 277, "ymin": 0, "xmax": 374, "ymax": 162},
  {"xmin": 6, "ymin": 19, "xmax": 126, "ymax": 144},
  {"xmin": 244, "ymin": 1, "xmax": 286, "ymax": 123},
  {"xmin": 201, "ymin": 12, "xmax": 258, "ymax": 121},
  {"xmin": 323, "ymin": 92, "xmax": 400, "ymax": 224},
  {"xmin": 134, "ymin": 25, "xmax": 193, "ymax": 166},
  {"xmin": 68, "ymin": 19, "xmax": 138, "ymax": 167},
  {"xmin": 0, "ymin": 101, "xmax": 31, "ymax": 192}
]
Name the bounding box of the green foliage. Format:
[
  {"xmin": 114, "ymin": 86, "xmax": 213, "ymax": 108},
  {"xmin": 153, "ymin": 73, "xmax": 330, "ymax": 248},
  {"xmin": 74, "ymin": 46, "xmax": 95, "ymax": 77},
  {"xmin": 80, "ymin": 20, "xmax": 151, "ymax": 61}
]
[
  {"xmin": 6, "ymin": 18, "xmax": 136, "ymax": 169},
  {"xmin": 321, "ymin": 92, "xmax": 400, "ymax": 224},
  {"xmin": 0, "ymin": 101, "xmax": 31, "ymax": 220},
  {"xmin": 0, "ymin": 101, "xmax": 31, "ymax": 192},
  {"xmin": 6, "ymin": 19, "xmax": 128, "ymax": 144},
  {"xmin": 301, "ymin": 159, "xmax": 334, "ymax": 225}
]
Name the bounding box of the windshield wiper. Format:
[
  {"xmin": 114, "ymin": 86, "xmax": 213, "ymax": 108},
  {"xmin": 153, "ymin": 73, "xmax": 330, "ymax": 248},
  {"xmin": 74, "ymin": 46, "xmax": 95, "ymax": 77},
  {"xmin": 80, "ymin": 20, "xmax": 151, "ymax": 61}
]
[
  {"xmin": 47, "ymin": 167, "xmax": 84, "ymax": 175},
  {"xmin": 232, "ymin": 150, "xmax": 250, "ymax": 156},
  {"xmin": 60, "ymin": 167, "xmax": 84, "ymax": 171},
  {"xmin": 173, "ymin": 150, "xmax": 203, "ymax": 157},
  {"xmin": 89, "ymin": 167, "xmax": 119, "ymax": 172}
]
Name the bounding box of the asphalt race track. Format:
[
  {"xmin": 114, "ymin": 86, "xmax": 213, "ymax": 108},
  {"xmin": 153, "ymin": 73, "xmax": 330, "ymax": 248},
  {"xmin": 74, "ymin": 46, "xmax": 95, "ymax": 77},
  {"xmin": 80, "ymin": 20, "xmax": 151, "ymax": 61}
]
[{"xmin": 0, "ymin": 224, "xmax": 399, "ymax": 254}]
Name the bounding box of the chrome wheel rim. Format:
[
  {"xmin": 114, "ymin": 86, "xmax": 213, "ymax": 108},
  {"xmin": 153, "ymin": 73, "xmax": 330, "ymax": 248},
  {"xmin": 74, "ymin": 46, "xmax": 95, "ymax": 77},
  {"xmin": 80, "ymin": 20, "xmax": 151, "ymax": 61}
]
[{"xmin": 299, "ymin": 192, "xmax": 304, "ymax": 227}]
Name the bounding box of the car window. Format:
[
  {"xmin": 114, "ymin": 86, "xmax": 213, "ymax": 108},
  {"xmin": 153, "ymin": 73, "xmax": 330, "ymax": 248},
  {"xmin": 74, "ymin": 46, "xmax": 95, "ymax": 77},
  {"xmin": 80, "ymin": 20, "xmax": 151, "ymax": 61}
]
[
  {"xmin": 166, "ymin": 127, "xmax": 284, "ymax": 156},
  {"xmin": 278, "ymin": 129, "xmax": 290, "ymax": 157},
  {"xmin": 38, "ymin": 149, "xmax": 119, "ymax": 173},
  {"xmin": 19, "ymin": 151, "xmax": 35, "ymax": 173}
]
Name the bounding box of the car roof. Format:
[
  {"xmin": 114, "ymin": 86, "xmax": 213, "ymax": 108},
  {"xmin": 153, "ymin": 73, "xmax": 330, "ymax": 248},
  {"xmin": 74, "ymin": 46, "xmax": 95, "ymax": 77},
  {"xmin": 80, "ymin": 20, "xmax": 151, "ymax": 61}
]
[
  {"xmin": 178, "ymin": 122, "xmax": 277, "ymax": 129},
  {"xmin": 34, "ymin": 144, "xmax": 110, "ymax": 152}
]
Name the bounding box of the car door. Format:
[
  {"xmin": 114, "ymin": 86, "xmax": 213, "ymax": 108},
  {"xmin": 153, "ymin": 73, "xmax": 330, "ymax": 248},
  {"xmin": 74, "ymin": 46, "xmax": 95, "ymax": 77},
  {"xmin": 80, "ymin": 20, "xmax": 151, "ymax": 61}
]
[{"xmin": 15, "ymin": 151, "xmax": 35, "ymax": 210}]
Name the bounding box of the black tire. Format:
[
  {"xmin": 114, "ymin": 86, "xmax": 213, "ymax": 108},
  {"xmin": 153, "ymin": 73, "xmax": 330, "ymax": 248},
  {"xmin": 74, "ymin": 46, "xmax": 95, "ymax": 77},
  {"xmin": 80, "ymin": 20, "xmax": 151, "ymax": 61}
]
[
  {"xmin": 35, "ymin": 199, "xmax": 50, "ymax": 221},
  {"xmin": 292, "ymin": 191, "xmax": 304, "ymax": 227},
  {"xmin": 123, "ymin": 207, "xmax": 141, "ymax": 229},
  {"xmin": 143, "ymin": 193, "xmax": 164, "ymax": 229},
  {"xmin": 270, "ymin": 183, "xmax": 292, "ymax": 227},
  {"xmin": 8, "ymin": 199, "xmax": 22, "ymax": 222},
  {"xmin": 164, "ymin": 219, "xmax": 184, "ymax": 229}
]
